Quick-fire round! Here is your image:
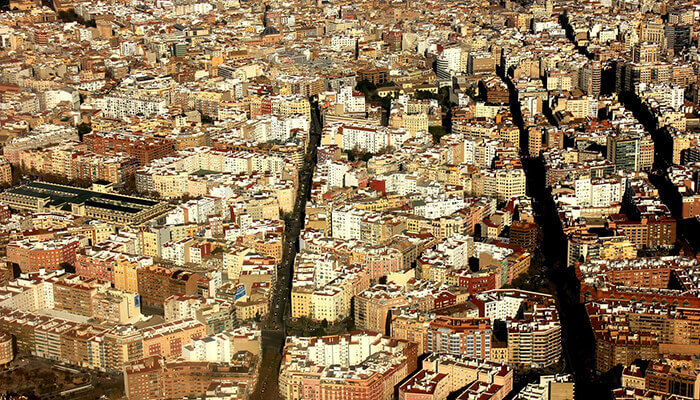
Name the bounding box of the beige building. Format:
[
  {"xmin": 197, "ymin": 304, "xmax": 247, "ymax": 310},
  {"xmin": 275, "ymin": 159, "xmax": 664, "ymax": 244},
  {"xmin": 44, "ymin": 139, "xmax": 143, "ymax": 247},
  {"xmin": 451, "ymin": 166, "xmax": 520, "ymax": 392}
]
[
  {"xmin": 483, "ymin": 168, "xmax": 526, "ymax": 202},
  {"xmin": 0, "ymin": 332, "xmax": 13, "ymax": 367},
  {"xmin": 141, "ymin": 319, "xmax": 207, "ymax": 361},
  {"xmin": 422, "ymin": 353, "xmax": 514, "ymax": 394},
  {"xmin": 291, "ymin": 289, "xmax": 312, "ymax": 319},
  {"xmin": 0, "ymin": 157, "xmax": 12, "ymax": 186},
  {"xmin": 114, "ymin": 257, "xmax": 143, "ymax": 293},
  {"xmin": 507, "ymin": 307, "xmax": 562, "ymax": 368},
  {"xmin": 391, "ymin": 312, "xmax": 430, "ymax": 354}
]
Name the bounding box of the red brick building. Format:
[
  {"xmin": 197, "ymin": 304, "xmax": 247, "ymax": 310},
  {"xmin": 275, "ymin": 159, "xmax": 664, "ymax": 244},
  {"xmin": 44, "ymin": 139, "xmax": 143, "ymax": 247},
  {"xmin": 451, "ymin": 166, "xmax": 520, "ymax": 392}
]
[
  {"xmin": 576, "ymin": 257, "xmax": 700, "ymax": 308},
  {"xmin": 124, "ymin": 356, "xmax": 163, "ymax": 400},
  {"xmin": 358, "ymin": 67, "xmax": 389, "ymax": 85},
  {"xmin": 124, "ymin": 355, "xmax": 256, "ymax": 400},
  {"xmin": 510, "ymin": 221, "xmax": 538, "ymax": 253},
  {"xmin": 455, "ymin": 268, "xmax": 501, "ymax": 294},
  {"xmin": 136, "ymin": 265, "xmax": 200, "ymax": 309},
  {"xmin": 608, "ymin": 214, "xmax": 677, "ymax": 248},
  {"xmin": 6, "ymin": 237, "xmax": 80, "ymax": 273},
  {"xmin": 76, "ymin": 250, "xmax": 117, "ymax": 284},
  {"xmin": 84, "ymin": 132, "xmax": 175, "ymax": 166}
]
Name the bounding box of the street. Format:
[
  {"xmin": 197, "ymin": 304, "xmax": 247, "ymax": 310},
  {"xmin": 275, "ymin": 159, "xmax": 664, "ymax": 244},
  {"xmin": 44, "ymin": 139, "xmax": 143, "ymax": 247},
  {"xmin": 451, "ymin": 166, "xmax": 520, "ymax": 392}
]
[{"xmin": 251, "ymin": 98, "xmax": 322, "ymax": 400}]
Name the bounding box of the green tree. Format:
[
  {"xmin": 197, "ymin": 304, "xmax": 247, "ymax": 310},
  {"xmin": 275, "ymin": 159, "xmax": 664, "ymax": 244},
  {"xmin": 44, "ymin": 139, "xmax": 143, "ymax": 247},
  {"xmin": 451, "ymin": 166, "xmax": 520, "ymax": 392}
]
[
  {"xmin": 429, "ymin": 126, "xmax": 448, "ymax": 144},
  {"xmin": 77, "ymin": 122, "xmax": 92, "ymax": 139}
]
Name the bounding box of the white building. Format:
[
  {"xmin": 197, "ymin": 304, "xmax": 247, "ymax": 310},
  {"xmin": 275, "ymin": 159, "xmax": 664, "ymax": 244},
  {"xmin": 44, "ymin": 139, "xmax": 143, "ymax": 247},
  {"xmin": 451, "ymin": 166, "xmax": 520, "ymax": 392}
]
[
  {"xmin": 335, "ymin": 86, "xmax": 366, "ymax": 114},
  {"xmin": 476, "ymin": 292, "xmax": 524, "ymax": 323},
  {"xmin": 437, "ymin": 47, "xmax": 462, "ymax": 80},
  {"xmin": 311, "ymin": 286, "xmax": 346, "ymax": 323},
  {"xmin": 516, "ymin": 374, "xmax": 574, "ymax": 400},
  {"xmin": 182, "ymin": 332, "xmax": 232, "ymax": 362},
  {"xmin": 414, "ymin": 195, "xmax": 467, "ymax": 219},
  {"xmin": 573, "ymin": 177, "xmax": 622, "ymax": 208},
  {"xmin": 331, "ymin": 205, "xmax": 367, "ymax": 240},
  {"xmin": 330, "ymin": 35, "xmax": 359, "ymax": 51},
  {"xmin": 96, "ymin": 94, "xmax": 168, "ymax": 120},
  {"xmin": 0, "ymin": 271, "xmax": 57, "ymax": 311},
  {"xmin": 321, "ymin": 122, "xmax": 405, "ymax": 154}
]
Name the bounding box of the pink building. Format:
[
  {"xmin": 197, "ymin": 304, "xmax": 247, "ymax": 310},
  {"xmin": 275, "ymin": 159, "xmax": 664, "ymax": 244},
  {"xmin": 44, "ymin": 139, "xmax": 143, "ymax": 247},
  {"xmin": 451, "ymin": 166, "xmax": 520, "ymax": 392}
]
[
  {"xmin": 76, "ymin": 249, "xmax": 117, "ymax": 284},
  {"xmin": 364, "ymin": 249, "xmax": 402, "ymax": 280}
]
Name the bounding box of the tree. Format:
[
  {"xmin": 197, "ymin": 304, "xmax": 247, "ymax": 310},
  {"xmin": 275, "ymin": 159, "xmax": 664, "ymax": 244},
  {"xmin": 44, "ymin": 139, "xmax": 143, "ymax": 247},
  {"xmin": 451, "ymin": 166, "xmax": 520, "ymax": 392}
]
[
  {"xmin": 11, "ymin": 165, "xmax": 21, "ymax": 186},
  {"xmin": 120, "ymin": 174, "xmax": 137, "ymax": 195},
  {"xmin": 343, "ymin": 149, "xmax": 356, "ymax": 162},
  {"xmin": 180, "ymin": 193, "xmax": 193, "ymax": 202},
  {"xmin": 59, "ymin": 262, "xmax": 75, "ymax": 273},
  {"xmin": 376, "ymin": 145, "xmax": 395, "ymax": 155},
  {"xmin": 464, "ymin": 85, "xmax": 477, "ymax": 100},
  {"xmin": 355, "ymin": 80, "xmax": 377, "ymax": 95},
  {"xmin": 380, "ymin": 95, "xmax": 392, "ymax": 112},
  {"xmin": 77, "ymin": 123, "xmax": 92, "ymax": 140},
  {"xmin": 57, "ymin": 10, "xmax": 96, "ymax": 27},
  {"xmin": 492, "ymin": 319, "xmax": 508, "ymax": 342},
  {"xmin": 429, "ymin": 126, "xmax": 448, "ymax": 144},
  {"xmin": 468, "ymin": 257, "xmax": 480, "ymax": 272}
]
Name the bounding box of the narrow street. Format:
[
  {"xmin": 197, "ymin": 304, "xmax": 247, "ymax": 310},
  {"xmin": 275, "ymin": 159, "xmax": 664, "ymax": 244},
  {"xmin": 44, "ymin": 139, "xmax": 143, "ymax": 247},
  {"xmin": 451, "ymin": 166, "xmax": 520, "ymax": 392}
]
[
  {"xmin": 520, "ymin": 156, "xmax": 612, "ymax": 398},
  {"xmin": 252, "ymin": 98, "xmax": 322, "ymax": 400},
  {"xmin": 498, "ymin": 59, "xmax": 613, "ymax": 397}
]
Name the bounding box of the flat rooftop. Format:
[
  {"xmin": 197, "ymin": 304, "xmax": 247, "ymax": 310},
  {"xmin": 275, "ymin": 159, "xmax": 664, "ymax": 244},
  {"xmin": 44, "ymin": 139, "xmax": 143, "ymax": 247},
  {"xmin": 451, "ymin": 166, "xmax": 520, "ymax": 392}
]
[{"xmin": 5, "ymin": 181, "xmax": 161, "ymax": 214}]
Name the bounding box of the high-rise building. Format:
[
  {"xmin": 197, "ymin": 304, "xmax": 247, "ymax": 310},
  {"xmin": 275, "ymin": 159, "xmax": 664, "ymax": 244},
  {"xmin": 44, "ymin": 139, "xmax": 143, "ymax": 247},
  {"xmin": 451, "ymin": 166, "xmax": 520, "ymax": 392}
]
[
  {"xmin": 579, "ymin": 61, "xmax": 601, "ymax": 95},
  {"xmin": 633, "ymin": 43, "xmax": 660, "ymax": 64},
  {"xmin": 528, "ymin": 126, "xmax": 542, "ymax": 158},
  {"xmin": 645, "ymin": 361, "xmax": 700, "ymax": 399},
  {"xmin": 516, "ymin": 374, "xmax": 574, "ymax": 400},
  {"xmin": 606, "ymin": 133, "xmax": 654, "ymax": 172},
  {"xmin": 506, "ymin": 306, "xmax": 562, "ymax": 368},
  {"xmin": 424, "ymin": 316, "xmax": 492, "ymax": 359},
  {"xmin": 510, "ymin": 221, "xmax": 538, "ymax": 253},
  {"xmin": 136, "ymin": 265, "xmax": 200, "ymax": 310},
  {"xmin": 0, "ymin": 332, "xmax": 13, "ymax": 367},
  {"xmin": 0, "ymin": 157, "xmax": 12, "ymax": 186}
]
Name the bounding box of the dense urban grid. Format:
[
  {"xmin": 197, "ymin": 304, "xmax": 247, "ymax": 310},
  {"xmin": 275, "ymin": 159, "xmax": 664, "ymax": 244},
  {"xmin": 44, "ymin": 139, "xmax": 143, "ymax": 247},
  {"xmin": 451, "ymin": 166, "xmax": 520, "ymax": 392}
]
[{"xmin": 0, "ymin": 0, "xmax": 698, "ymax": 399}]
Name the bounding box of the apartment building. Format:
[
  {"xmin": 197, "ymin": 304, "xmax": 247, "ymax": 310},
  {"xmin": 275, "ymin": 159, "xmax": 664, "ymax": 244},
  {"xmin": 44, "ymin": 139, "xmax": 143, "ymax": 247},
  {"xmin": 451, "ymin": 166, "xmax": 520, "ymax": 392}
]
[
  {"xmin": 84, "ymin": 131, "xmax": 175, "ymax": 166},
  {"xmin": 136, "ymin": 265, "xmax": 200, "ymax": 309},
  {"xmin": 279, "ymin": 332, "xmax": 418, "ymax": 400},
  {"xmin": 7, "ymin": 237, "xmax": 80, "ymax": 273},
  {"xmin": 425, "ymin": 316, "xmax": 492, "ymax": 359},
  {"xmin": 0, "ymin": 332, "xmax": 13, "ymax": 367}
]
